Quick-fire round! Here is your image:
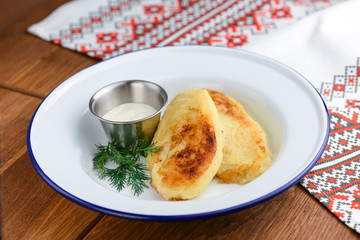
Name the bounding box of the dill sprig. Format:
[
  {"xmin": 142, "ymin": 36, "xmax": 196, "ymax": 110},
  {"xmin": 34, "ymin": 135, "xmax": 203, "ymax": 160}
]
[{"xmin": 92, "ymin": 139, "xmax": 161, "ymax": 196}]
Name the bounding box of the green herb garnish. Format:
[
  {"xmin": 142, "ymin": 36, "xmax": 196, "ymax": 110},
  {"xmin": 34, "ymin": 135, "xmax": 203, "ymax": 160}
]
[{"xmin": 93, "ymin": 140, "xmax": 161, "ymax": 196}]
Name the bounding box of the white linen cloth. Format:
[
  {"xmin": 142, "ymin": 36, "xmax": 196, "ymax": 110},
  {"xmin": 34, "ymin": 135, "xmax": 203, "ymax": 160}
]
[{"xmin": 244, "ymin": 0, "xmax": 360, "ymax": 110}]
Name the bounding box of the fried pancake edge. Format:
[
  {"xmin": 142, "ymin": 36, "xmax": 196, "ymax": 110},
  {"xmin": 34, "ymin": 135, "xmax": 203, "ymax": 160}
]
[
  {"xmin": 147, "ymin": 89, "xmax": 225, "ymax": 200},
  {"xmin": 207, "ymin": 89, "xmax": 272, "ymax": 184}
]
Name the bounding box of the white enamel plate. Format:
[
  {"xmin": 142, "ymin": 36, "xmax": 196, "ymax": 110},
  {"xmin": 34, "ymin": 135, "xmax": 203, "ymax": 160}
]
[{"xmin": 28, "ymin": 46, "xmax": 329, "ymax": 220}]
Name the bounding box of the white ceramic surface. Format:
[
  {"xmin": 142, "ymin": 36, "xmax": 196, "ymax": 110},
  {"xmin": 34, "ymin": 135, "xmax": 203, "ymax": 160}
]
[{"xmin": 28, "ymin": 46, "xmax": 329, "ymax": 220}]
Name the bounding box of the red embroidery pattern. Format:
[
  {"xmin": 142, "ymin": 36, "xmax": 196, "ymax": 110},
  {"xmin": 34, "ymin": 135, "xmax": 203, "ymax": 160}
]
[
  {"xmin": 301, "ymin": 66, "xmax": 360, "ymax": 232},
  {"xmin": 318, "ymin": 58, "xmax": 360, "ymax": 109},
  {"xmin": 47, "ymin": 0, "xmax": 342, "ymax": 60}
]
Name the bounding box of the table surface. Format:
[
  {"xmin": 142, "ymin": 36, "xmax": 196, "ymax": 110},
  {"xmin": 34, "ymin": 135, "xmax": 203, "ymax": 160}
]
[{"xmin": 1, "ymin": 0, "xmax": 358, "ymax": 239}]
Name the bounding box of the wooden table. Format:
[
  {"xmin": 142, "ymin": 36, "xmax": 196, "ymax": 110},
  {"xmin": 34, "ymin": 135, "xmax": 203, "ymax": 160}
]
[{"xmin": 1, "ymin": 1, "xmax": 358, "ymax": 239}]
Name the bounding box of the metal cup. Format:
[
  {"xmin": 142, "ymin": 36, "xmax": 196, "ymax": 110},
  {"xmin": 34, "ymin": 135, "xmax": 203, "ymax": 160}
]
[{"xmin": 89, "ymin": 80, "xmax": 168, "ymax": 149}]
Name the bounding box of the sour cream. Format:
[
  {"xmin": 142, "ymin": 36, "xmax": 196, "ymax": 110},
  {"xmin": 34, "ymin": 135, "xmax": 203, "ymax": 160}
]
[{"xmin": 102, "ymin": 102, "xmax": 157, "ymax": 122}]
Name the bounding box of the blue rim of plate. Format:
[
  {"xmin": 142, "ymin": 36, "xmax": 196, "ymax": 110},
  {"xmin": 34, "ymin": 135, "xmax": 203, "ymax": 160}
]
[{"xmin": 27, "ymin": 45, "xmax": 330, "ymax": 221}]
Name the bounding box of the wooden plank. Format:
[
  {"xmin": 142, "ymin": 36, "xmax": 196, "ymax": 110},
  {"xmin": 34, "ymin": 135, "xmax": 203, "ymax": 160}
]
[
  {"xmin": 83, "ymin": 185, "xmax": 358, "ymax": 239},
  {"xmin": 0, "ymin": 0, "xmax": 97, "ymax": 98},
  {"xmin": 0, "ymin": 89, "xmax": 104, "ymax": 239},
  {"xmin": 0, "ymin": 0, "xmax": 71, "ymax": 36},
  {"xmin": 0, "ymin": 88, "xmax": 41, "ymax": 171},
  {"xmin": 1, "ymin": 152, "xmax": 104, "ymax": 239},
  {"xmin": 0, "ymin": 31, "xmax": 97, "ymax": 98},
  {"xmin": 0, "ymin": 0, "xmax": 46, "ymax": 36},
  {"xmin": 4, "ymin": 45, "xmax": 97, "ymax": 98}
]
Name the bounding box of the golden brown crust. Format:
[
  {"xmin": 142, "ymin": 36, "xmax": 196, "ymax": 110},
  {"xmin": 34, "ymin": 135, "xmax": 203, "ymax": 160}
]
[
  {"xmin": 158, "ymin": 116, "xmax": 217, "ymax": 188},
  {"xmin": 147, "ymin": 89, "xmax": 225, "ymax": 200},
  {"xmin": 207, "ymin": 89, "xmax": 247, "ymax": 122}
]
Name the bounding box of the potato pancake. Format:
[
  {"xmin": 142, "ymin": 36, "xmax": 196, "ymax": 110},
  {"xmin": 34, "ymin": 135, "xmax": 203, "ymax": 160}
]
[
  {"xmin": 207, "ymin": 90, "xmax": 272, "ymax": 184},
  {"xmin": 147, "ymin": 89, "xmax": 225, "ymax": 200}
]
